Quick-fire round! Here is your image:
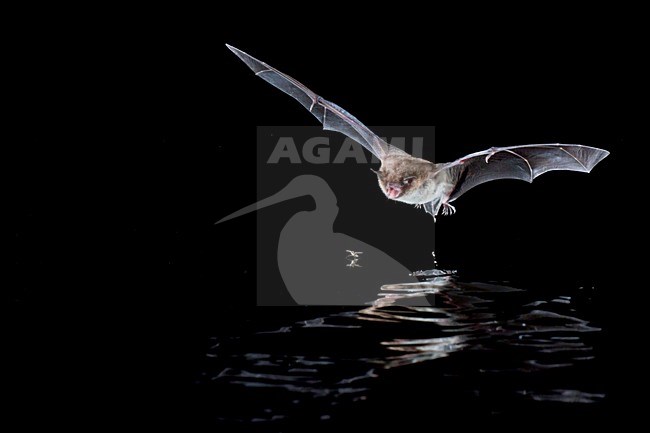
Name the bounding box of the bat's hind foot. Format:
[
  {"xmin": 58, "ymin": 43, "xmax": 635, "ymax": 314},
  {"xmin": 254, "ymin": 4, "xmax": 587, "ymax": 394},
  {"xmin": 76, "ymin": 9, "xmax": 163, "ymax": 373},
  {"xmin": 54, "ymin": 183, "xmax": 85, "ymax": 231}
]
[{"xmin": 442, "ymin": 203, "xmax": 456, "ymax": 216}]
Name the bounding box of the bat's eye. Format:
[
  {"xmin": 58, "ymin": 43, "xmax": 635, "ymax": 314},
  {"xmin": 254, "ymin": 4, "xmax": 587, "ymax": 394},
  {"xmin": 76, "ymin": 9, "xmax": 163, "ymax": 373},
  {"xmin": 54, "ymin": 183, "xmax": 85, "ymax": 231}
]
[{"xmin": 402, "ymin": 176, "xmax": 415, "ymax": 185}]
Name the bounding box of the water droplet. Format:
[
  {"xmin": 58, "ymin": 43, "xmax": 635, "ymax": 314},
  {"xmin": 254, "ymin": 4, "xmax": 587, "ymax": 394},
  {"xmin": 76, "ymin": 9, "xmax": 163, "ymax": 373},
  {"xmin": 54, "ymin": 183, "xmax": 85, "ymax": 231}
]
[{"xmin": 431, "ymin": 251, "xmax": 439, "ymax": 268}]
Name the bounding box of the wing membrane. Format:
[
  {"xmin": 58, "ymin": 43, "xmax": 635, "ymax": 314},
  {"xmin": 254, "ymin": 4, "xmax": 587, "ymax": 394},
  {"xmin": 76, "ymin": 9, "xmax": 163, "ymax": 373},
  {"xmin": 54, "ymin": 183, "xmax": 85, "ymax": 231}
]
[
  {"xmin": 227, "ymin": 45, "xmax": 392, "ymax": 159},
  {"xmin": 440, "ymin": 144, "xmax": 609, "ymax": 201}
]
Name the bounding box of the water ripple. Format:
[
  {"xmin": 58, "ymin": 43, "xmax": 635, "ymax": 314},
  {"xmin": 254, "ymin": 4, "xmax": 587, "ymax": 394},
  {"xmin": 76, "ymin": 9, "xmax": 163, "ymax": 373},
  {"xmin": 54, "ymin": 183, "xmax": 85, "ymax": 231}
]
[{"xmin": 199, "ymin": 275, "xmax": 606, "ymax": 426}]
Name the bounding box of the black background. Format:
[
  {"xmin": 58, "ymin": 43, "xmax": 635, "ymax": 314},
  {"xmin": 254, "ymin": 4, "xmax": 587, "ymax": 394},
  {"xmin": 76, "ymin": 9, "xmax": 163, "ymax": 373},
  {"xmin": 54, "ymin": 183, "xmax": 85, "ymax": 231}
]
[{"xmin": 9, "ymin": 9, "xmax": 638, "ymax": 428}]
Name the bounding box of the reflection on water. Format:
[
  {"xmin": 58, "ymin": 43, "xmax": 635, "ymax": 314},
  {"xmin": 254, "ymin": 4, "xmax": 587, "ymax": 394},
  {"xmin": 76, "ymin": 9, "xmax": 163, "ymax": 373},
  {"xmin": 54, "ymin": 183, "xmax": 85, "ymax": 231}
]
[{"xmin": 198, "ymin": 276, "xmax": 606, "ymax": 426}]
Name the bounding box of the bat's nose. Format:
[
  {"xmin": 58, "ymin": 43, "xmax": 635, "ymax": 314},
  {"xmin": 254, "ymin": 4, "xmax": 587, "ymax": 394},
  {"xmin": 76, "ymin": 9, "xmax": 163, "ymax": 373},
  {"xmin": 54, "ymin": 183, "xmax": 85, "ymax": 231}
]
[{"xmin": 387, "ymin": 182, "xmax": 403, "ymax": 199}]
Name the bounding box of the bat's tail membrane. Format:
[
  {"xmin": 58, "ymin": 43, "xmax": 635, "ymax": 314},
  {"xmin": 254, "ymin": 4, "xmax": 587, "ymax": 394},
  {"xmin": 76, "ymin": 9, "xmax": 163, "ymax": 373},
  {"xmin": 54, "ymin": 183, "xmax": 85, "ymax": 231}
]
[{"xmin": 226, "ymin": 44, "xmax": 392, "ymax": 160}]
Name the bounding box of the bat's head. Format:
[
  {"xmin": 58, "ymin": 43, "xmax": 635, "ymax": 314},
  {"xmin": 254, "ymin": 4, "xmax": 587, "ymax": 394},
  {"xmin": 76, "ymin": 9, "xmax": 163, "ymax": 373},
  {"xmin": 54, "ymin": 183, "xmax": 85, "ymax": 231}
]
[{"xmin": 373, "ymin": 155, "xmax": 433, "ymax": 202}]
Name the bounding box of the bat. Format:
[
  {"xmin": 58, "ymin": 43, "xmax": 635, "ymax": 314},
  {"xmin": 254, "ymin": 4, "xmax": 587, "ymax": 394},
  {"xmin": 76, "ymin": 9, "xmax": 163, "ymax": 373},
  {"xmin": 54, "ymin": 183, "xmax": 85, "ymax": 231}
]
[{"xmin": 226, "ymin": 45, "xmax": 609, "ymax": 220}]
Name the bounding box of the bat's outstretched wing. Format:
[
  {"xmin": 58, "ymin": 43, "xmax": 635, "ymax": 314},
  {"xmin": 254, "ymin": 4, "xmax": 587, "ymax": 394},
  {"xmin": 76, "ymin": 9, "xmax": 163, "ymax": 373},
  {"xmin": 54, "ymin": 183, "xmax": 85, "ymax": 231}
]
[
  {"xmin": 227, "ymin": 45, "xmax": 402, "ymax": 160},
  {"xmin": 438, "ymin": 144, "xmax": 609, "ymax": 202}
]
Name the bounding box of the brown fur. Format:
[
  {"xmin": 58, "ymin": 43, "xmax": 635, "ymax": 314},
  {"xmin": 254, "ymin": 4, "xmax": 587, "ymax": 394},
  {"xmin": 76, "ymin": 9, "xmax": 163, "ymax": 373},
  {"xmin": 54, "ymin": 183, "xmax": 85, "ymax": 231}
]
[{"xmin": 376, "ymin": 155, "xmax": 436, "ymax": 203}]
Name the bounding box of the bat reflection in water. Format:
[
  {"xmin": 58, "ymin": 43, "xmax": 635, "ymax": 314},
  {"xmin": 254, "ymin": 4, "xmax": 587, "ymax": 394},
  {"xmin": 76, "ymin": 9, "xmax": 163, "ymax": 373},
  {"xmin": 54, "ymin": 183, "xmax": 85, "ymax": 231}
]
[{"xmin": 227, "ymin": 45, "xmax": 609, "ymax": 221}]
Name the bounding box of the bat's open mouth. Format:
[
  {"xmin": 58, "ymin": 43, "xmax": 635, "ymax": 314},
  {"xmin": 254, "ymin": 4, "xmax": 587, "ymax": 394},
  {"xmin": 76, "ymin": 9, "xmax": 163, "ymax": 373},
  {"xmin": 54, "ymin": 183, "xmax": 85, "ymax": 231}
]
[{"xmin": 387, "ymin": 184, "xmax": 402, "ymax": 199}]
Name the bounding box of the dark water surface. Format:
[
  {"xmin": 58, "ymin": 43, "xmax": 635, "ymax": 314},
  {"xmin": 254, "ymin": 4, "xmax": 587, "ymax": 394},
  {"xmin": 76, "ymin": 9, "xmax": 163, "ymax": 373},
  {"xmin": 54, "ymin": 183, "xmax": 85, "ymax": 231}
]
[{"xmin": 194, "ymin": 274, "xmax": 611, "ymax": 429}]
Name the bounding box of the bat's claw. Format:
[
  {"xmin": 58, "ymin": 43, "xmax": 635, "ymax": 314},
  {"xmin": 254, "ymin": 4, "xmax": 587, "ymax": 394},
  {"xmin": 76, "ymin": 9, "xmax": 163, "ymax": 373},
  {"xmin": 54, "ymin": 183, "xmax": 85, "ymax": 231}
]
[
  {"xmin": 442, "ymin": 203, "xmax": 456, "ymax": 216},
  {"xmin": 485, "ymin": 147, "xmax": 499, "ymax": 163}
]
